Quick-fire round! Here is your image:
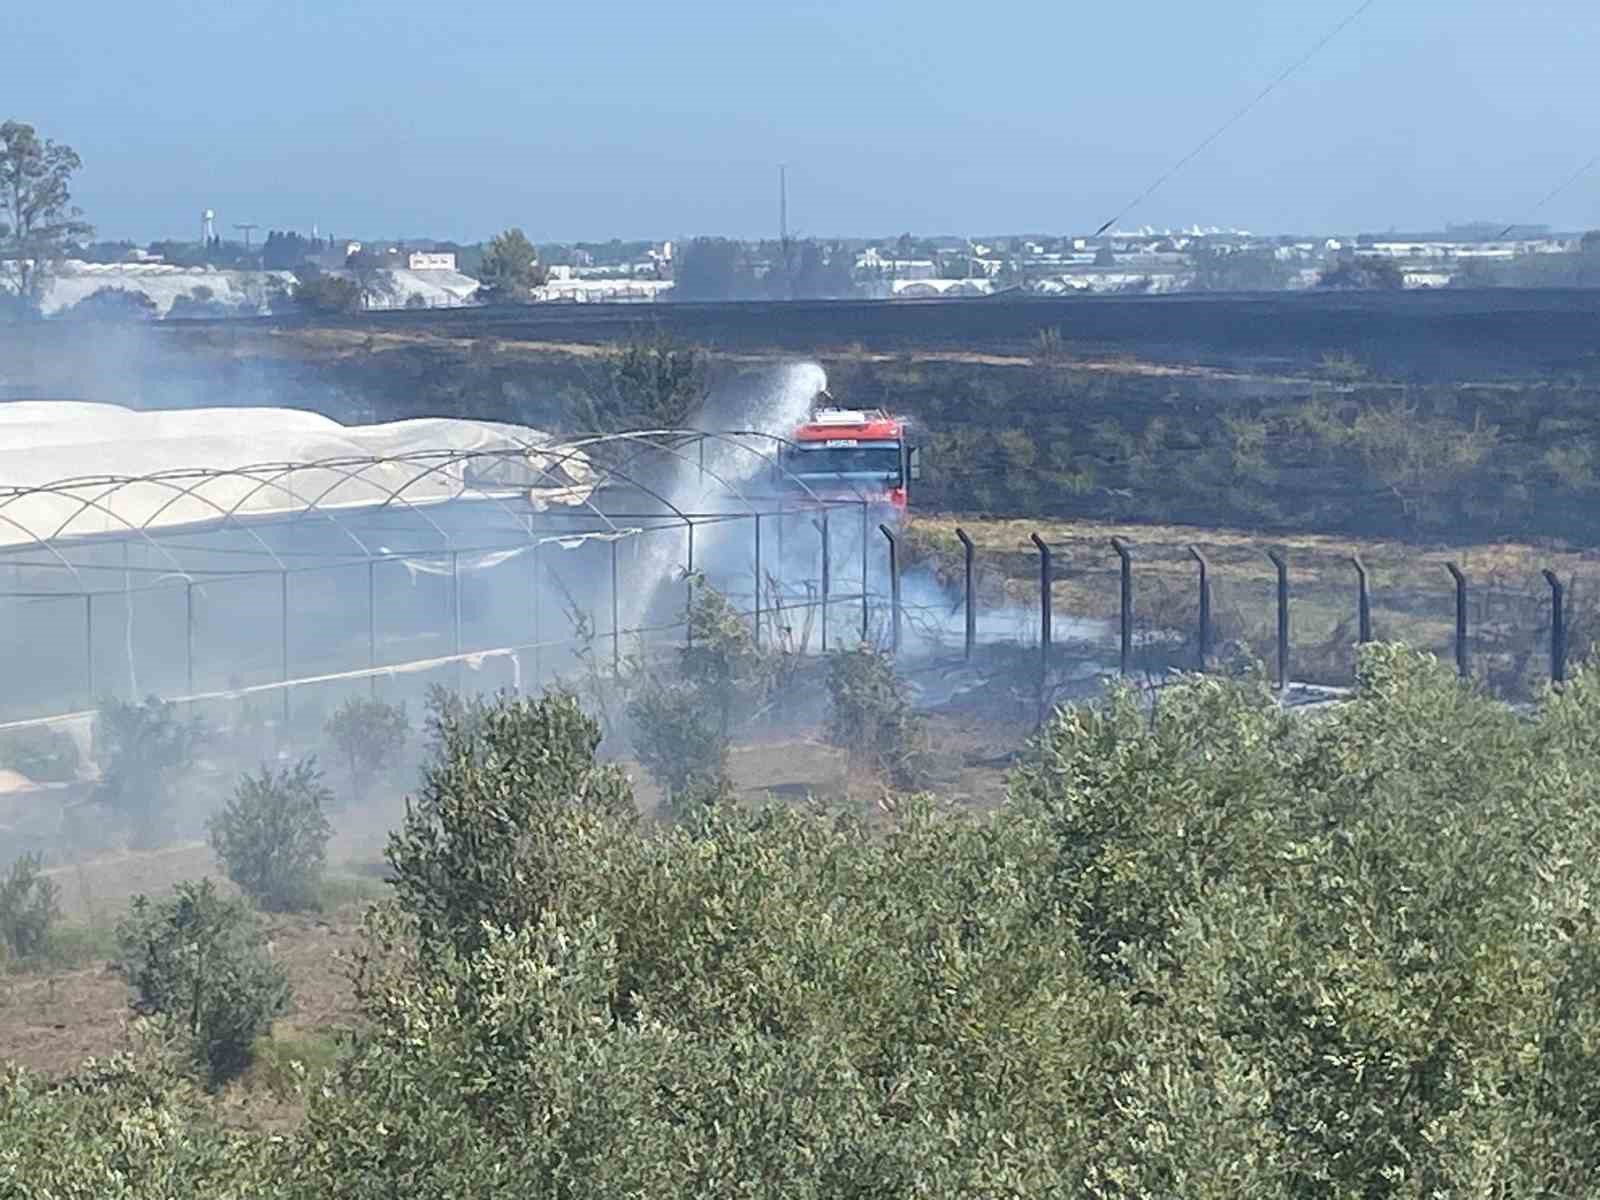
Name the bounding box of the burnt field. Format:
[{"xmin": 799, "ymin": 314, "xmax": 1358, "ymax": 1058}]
[
  {"xmin": 6, "ymin": 287, "xmax": 1600, "ymax": 548},
  {"xmin": 262, "ymin": 287, "xmax": 1600, "ymax": 381}
]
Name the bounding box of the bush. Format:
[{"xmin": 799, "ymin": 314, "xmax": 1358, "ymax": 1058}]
[
  {"xmin": 0, "ymin": 723, "xmax": 80, "ymax": 783},
  {"xmin": 324, "ymin": 697, "xmax": 411, "ymax": 801},
  {"xmin": 208, "ymin": 758, "xmax": 334, "ymax": 912},
  {"xmin": 387, "ymin": 688, "xmax": 635, "ymax": 959},
  {"xmin": 93, "ymin": 697, "xmax": 201, "ymax": 849},
  {"xmin": 113, "ymin": 878, "xmax": 290, "ymax": 1087},
  {"xmin": 824, "ymin": 645, "xmax": 924, "ymax": 787},
  {"xmin": 626, "ymin": 675, "xmax": 731, "ymax": 819},
  {"xmin": 0, "ymin": 853, "xmax": 60, "ymax": 964}
]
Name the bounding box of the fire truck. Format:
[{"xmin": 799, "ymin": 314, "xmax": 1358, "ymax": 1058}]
[{"xmin": 779, "ymin": 394, "xmax": 922, "ymax": 510}]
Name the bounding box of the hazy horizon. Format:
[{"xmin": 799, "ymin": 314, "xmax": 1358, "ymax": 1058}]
[{"xmin": 14, "ymin": 0, "xmax": 1600, "ymax": 244}]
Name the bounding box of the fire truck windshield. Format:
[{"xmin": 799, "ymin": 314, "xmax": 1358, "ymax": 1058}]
[{"xmin": 783, "ymin": 442, "xmax": 902, "ymax": 483}]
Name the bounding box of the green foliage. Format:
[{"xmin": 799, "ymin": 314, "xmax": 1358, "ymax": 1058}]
[
  {"xmin": 475, "ymin": 227, "xmax": 546, "ymax": 302},
  {"xmin": 1318, "ymin": 253, "xmax": 1406, "ymax": 290},
  {"xmin": 60, "ymin": 285, "xmax": 158, "ymax": 321},
  {"xmin": 208, "ymin": 758, "xmax": 334, "ymax": 913},
  {"xmin": 0, "ymin": 1052, "xmax": 271, "ymax": 1196},
  {"xmin": 323, "ymin": 696, "xmax": 410, "ymax": 801},
  {"xmin": 0, "ymin": 852, "xmax": 60, "ymax": 964},
  {"xmin": 0, "ymin": 119, "xmax": 92, "ymax": 312},
  {"xmin": 289, "ymin": 266, "xmax": 361, "ymax": 314},
  {"xmin": 573, "ymin": 331, "xmax": 706, "ymax": 432},
  {"xmin": 681, "ymin": 576, "xmax": 773, "ymax": 735},
  {"xmin": 22, "ymin": 649, "xmax": 1600, "ymax": 1194},
  {"xmin": 93, "ymin": 696, "xmax": 201, "ymax": 850},
  {"xmin": 387, "ymin": 688, "xmax": 635, "ymax": 960},
  {"xmin": 0, "ymin": 722, "xmax": 79, "ymax": 782},
  {"xmin": 824, "ymin": 645, "xmax": 924, "ymax": 787},
  {"xmin": 625, "ymin": 675, "xmax": 731, "ymax": 818},
  {"xmin": 113, "ymin": 879, "xmax": 290, "ymax": 1087}
]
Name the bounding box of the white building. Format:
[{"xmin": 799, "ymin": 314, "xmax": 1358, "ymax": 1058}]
[{"xmin": 408, "ymin": 252, "xmax": 457, "ymax": 272}]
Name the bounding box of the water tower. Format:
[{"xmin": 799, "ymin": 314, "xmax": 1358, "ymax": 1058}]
[{"xmin": 201, "ymin": 209, "xmax": 216, "ymax": 244}]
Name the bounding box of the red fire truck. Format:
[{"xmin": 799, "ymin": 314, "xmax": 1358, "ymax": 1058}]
[{"xmin": 779, "ymin": 397, "xmax": 922, "ymax": 510}]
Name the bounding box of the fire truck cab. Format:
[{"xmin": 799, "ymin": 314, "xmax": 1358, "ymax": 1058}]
[{"xmin": 779, "ymin": 399, "xmax": 921, "ymax": 510}]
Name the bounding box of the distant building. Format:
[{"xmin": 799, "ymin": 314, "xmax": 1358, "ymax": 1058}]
[{"xmin": 408, "ymin": 251, "xmax": 457, "ymax": 272}]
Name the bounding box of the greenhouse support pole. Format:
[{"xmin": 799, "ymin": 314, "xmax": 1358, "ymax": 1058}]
[
  {"xmin": 860, "ymin": 500, "xmax": 870, "ymax": 643},
  {"xmin": 185, "ymin": 581, "xmax": 195, "ymax": 695},
  {"xmin": 1031, "ymin": 533, "xmax": 1053, "ymax": 664},
  {"xmin": 820, "ymin": 509, "xmax": 831, "ymax": 654},
  {"xmin": 611, "ymin": 539, "xmax": 621, "ymax": 674},
  {"xmin": 84, "ymin": 594, "xmax": 94, "ymax": 706},
  {"xmin": 753, "ymin": 513, "xmax": 763, "ymax": 649},
  {"xmin": 452, "ymin": 551, "xmax": 463, "ymax": 694},
  {"xmin": 685, "ymin": 523, "xmax": 695, "ymax": 650},
  {"xmin": 880, "ymin": 524, "xmax": 901, "ymax": 656},
  {"xmin": 280, "ymin": 571, "xmax": 290, "ymax": 725},
  {"xmin": 367, "ymin": 559, "xmax": 377, "ymax": 697},
  {"xmin": 532, "ymin": 542, "xmax": 543, "ymax": 686}
]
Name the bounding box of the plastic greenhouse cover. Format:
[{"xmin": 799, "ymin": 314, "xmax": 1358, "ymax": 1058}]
[{"xmin": 0, "ymin": 401, "xmax": 597, "ymax": 549}]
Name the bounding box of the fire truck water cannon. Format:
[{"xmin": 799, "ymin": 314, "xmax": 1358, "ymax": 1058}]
[{"xmin": 779, "ymin": 390, "xmax": 922, "ymax": 511}]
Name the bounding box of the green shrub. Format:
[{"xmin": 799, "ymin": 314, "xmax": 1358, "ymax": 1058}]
[
  {"xmin": 93, "ymin": 697, "xmax": 202, "ymax": 849},
  {"xmin": 208, "ymin": 758, "xmax": 334, "ymax": 913},
  {"xmin": 626, "ymin": 675, "xmax": 732, "ymax": 820},
  {"xmin": 387, "ymin": 688, "xmax": 635, "ymax": 959},
  {"xmin": 824, "ymin": 645, "xmax": 925, "ymax": 787},
  {"xmin": 324, "ymin": 697, "xmax": 411, "ymax": 801},
  {"xmin": 0, "ymin": 852, "xmax": 60, "ymax": 965},
  {"xmin": 113, "ymin": 878, "xmax": 290, "ymax": 1087},
  {"xmin": 0, "ymin": 723, "xmax": 80, "ymax": 783}
]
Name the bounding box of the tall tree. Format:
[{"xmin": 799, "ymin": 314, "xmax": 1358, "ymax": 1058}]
[
  {"xmin": 475, "ymin": 227, "xmax": 545, "ymax": 302},
  {"xmin": 0, "ymin": 121, "xmax": 92, "ymax": 314}
]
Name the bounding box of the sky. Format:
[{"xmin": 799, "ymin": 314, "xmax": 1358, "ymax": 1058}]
[{"xmin": 9, "ymin": 0, "xmax": 1600, "ymax": 243}]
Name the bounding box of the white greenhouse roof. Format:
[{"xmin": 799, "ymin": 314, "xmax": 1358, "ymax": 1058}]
[{"xmin": 0, "ymin": 401, "xmax": 598, "ymax": 552}]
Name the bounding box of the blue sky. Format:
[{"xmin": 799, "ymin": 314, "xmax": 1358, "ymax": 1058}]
[{"xmin": 11, "ymin": 0, "xmax": 1600, "ymax": 242}]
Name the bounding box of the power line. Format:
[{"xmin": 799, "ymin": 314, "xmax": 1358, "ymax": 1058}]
[
  {"xmin": 1496, "ymin": 154, "xmax": 1600, "ymax": 238},
  {"xmin": 1093, "ymin": 0, "xmax": 1380, "ymax": 237}
]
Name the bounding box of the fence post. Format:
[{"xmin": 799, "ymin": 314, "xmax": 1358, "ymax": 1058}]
[
  {"xmin": 955, "ymin": 526, "xmax": 976, "ymax": 661},
  {"xmin": 1266, "ymin": 550, "xmax": 1289, "ymax": 693},
  {"xmin": 1030, "ymin": 533, "xmax": 1053, "ymax": 667},
  {"xmin": 753, "ymin": 513, "xmax": 763, "ymax": 649},
  {"xmin": 1188, "ymin": 546, "xmax": 1211, "ymax": 671},
  {"xmin": 1446, "ymin": 562, "xmax": 1469, "ymax": 678},
  {"xmin": 880, "ymin": 523, "xmax": 901, "ymax": 655},
  {"xmin": 1351, "ymin": 555, "xmax": 1372, "ymax": 645},
  {"xmin": 1111, "ymin": 537, "xmax": 1133, "ymax": 677},
  {"xmin": 1543, "ymin": 568, "xmax": 1567, "ymax": 686}
]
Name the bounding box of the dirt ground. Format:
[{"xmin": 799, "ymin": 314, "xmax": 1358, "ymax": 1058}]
[{"xmin": 1, "ymin": 711, "xmax": 1019, "ymax": 1082}]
